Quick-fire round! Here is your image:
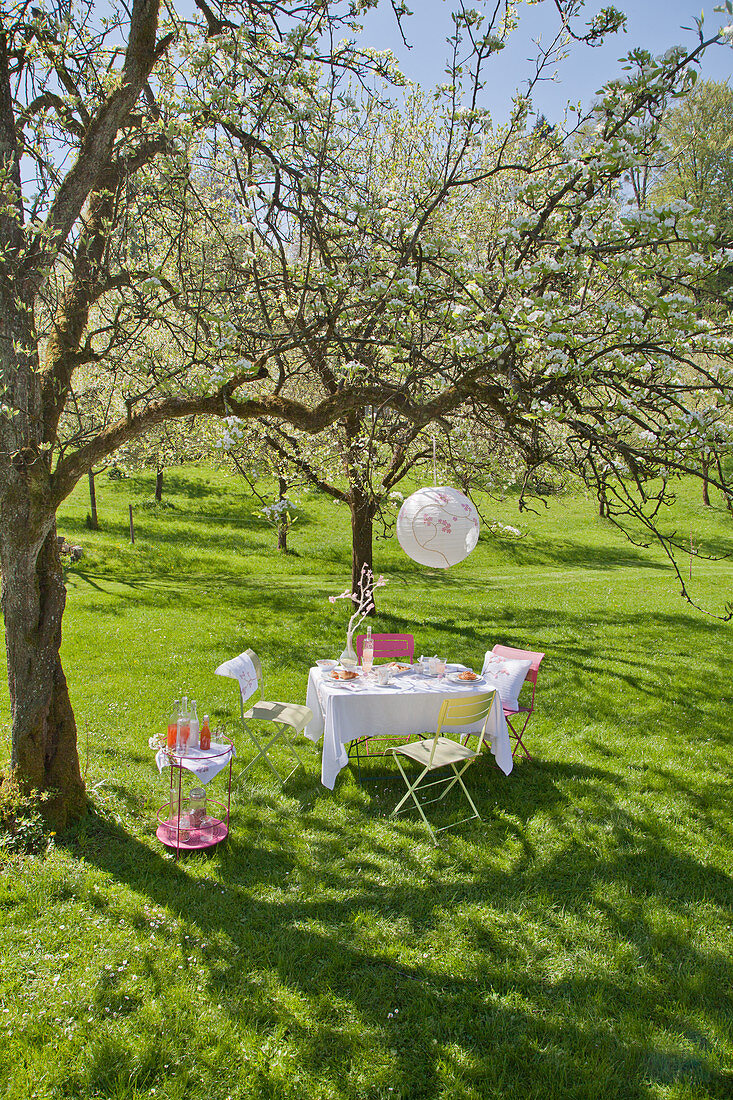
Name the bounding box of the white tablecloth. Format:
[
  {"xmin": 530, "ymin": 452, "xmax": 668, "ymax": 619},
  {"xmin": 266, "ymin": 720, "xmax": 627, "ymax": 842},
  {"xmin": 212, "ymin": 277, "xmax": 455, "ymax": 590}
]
[{"xmin": 305, "ymin": 667, "xmax": 513, "ymax": 788}]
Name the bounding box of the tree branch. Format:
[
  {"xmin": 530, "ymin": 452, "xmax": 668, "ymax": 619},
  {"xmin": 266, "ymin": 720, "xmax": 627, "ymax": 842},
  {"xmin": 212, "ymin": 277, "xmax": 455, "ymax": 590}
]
[{"xmin": 23, "ymin": 0, "xmax": 172, "ymax": 292}]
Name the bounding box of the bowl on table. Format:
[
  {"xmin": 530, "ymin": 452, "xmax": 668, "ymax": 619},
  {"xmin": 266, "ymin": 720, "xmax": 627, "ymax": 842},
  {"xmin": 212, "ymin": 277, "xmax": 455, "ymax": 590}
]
[{"xmin": 316, "ymin": 659, "xmax": 337, "ymax": 670}]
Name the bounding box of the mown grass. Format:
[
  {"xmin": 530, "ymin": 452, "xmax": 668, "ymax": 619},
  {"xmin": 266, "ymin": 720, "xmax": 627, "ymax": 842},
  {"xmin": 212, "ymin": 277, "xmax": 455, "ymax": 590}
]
[{"xmin": 1, "ymin": 464, "xmax": 732, "ymax": 1100}]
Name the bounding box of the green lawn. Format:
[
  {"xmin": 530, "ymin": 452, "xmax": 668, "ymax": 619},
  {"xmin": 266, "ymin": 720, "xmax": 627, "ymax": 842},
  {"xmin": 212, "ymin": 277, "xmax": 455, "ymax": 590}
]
[{"xmin": 1, "ymin": 465, "xmax": 732, "ymax": 1099}]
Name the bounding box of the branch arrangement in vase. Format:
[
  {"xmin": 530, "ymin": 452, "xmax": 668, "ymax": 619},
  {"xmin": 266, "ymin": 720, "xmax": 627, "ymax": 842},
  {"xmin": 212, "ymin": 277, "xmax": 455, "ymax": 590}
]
[{"xmin": 329, "ymin": 564, "xmax": 386, "ymax": 662}]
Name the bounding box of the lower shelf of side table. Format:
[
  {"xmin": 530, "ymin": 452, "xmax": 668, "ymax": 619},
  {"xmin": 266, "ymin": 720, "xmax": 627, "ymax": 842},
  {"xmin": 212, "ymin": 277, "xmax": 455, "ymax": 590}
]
[{"xmin": 156, "ymin": 799, "xmax": 229, "ymax": 851}]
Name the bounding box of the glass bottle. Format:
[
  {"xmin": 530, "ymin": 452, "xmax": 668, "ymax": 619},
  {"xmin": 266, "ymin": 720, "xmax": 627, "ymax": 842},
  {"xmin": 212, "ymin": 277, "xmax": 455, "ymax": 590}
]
[
  {"xmin": 200, "ymin": 714, "xmax": 211, "ymax": 751},
  {"xmin": 189, "ymin": 700, "xmax": 200, "ymax": 750},
  {"xmin": 362, "ymin": 624, "xmax": 374, "ymax": 674},
  {"xmin": 188, "ymin": 786, "xmax": 207, "ymax": 828},
  {"xmin": 167, "ymin": 699, "xmax": 179, "ymax": 749},
  {"xmin": 177, "ymin": 696, "xmax": 190, "ymax": 753}
]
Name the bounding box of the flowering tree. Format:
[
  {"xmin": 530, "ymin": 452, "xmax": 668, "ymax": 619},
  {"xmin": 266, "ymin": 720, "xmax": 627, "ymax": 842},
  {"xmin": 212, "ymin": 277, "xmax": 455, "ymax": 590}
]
[
  {"xmin": 248, "ymin": 411, "xmax": 436, "ymax": 600},
  {"xmin": 0, "ymin": 0, "xmax": 411, "ymax": 823},
  {"xmin": 2, "ymin": 0, "xmax": 733, "ymax": 826}
]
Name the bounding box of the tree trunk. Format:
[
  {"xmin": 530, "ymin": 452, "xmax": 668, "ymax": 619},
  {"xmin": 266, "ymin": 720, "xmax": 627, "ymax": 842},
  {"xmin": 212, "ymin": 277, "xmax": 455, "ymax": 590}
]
[
  {"xmin": 88, "ymin": 468, "xmax": 99, "ymax": 528},
  {"xmin": 350, "ymin": 493, "xmax": 376, "ymax": 615},
  {"xmin": 0, "ymin": 299, "xmax": 85, "ymax": 828},
  {"xmin": 1, "ymin": 519, "xmax": 86, "ymax": 828},
  {"xmin": 155, "ymin": 465, "xmax": 163, "ymax": 502}
]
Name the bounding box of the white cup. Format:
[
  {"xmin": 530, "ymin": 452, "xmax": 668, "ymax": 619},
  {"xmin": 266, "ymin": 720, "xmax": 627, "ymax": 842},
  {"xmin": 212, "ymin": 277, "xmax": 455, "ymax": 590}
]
[{"xmin": 377, "ymin": 665, "xmax": 392, "ymax": 686}]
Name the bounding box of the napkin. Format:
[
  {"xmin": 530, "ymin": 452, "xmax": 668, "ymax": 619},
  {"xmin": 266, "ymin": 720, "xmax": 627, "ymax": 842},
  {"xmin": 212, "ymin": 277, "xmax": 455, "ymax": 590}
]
[
  {"xmin": 215, "ymin": 650, "xmax": 259, "ymax": 704},
  {"xmin": 155, "ymin": 742, "xmax": 235, "ymax": 785}
]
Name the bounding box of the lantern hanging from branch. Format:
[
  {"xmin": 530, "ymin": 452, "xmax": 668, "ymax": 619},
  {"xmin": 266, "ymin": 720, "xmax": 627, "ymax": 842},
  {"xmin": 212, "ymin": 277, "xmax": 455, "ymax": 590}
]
[{"xmin": 396, "ymin": 486, "xmax": 480, "ymax": 568}]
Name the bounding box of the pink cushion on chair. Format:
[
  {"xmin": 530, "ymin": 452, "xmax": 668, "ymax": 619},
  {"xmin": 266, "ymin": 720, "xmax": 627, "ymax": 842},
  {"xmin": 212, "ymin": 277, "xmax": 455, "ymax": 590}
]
[{"xmin": 481, "ymin": 654, "xmax": 532, "ymax": 711}]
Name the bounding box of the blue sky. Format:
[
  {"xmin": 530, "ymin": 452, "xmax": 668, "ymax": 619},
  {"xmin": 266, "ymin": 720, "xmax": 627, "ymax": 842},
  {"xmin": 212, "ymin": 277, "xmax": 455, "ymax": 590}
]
[{"xmin": 357, "ymin": 1, "xmax": 733, "ymax": 121}]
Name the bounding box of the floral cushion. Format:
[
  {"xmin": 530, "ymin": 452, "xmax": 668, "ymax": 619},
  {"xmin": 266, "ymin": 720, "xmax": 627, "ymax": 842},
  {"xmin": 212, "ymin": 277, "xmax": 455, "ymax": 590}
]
[{"xmin": 480, "ymin": 653, "xmax": 533, "ymax": 711}]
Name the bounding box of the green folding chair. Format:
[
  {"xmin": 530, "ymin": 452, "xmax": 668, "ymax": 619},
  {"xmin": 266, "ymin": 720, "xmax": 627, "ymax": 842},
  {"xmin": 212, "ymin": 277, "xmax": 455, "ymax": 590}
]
[
  {"xmin": 216, "ymin": 649, "xmax": 312, "ymax": 787},
  {"xmin": 388, "ymin": 691, "xmax": 497, "ymax": 845}
]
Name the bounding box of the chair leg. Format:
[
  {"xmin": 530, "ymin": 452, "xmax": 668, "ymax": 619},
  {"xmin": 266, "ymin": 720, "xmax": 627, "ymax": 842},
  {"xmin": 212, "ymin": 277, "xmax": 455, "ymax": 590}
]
[
  {"xmin": 507, "ymin": 715, "xmax": 533, "ymax": 761},
  {"xmin": 349, "ymin": 737, "xmax": 397, "ymax": 783},
  {"xmin": 239, "ymin": 723, "xmax": 306, "ymax": 787},
  {"xmin": 391, "ymin": 757, "xmax": 437, "ymax": 845},
  {"xmin": 436, "ymin": 758, "xmax": 476, "ymax": 804},
  {"xmin": 238, "ymin": 725, "xmax": 285, "ymax": 785},
  {"xmin": 282, "ymin": 729, "xmax": 307, "ymax": 772},
  {"xmin": 450, "ymin": 763, "xmax": 482, "ymax": 821},
  {"xmin": 348, "ymin": 737, "xmax": 365, "ymax": 785}
]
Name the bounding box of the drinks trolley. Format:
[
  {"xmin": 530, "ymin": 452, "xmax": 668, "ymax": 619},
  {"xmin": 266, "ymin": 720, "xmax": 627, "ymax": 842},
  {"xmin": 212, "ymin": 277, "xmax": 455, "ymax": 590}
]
[{"xmin": 155, "ymin": 736, "xmax": 234, "ymax": 858}]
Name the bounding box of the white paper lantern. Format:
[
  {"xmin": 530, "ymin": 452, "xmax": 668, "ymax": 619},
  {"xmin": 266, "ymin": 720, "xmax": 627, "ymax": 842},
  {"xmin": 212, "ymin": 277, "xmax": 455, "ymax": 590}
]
[{"xmin": 396, "ymin": 486, "xmax": 480, "ymax": 568}]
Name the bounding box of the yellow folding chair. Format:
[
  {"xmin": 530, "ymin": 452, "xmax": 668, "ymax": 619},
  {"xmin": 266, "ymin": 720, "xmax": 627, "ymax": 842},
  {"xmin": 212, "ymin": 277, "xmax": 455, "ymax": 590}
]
[
  {"xmin": 389, "ymin": 691, "xmax": 497, "ymax": 845},
  {"xmin": 216, "ymin": 649, "xmax": 312, "ymax": 787}
]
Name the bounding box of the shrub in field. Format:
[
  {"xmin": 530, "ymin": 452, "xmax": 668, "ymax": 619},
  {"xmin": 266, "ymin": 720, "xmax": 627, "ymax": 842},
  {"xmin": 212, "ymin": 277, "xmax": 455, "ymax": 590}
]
[{"xmin": 0, "ymin": 770, "xmax": 54, "ymax": 857}]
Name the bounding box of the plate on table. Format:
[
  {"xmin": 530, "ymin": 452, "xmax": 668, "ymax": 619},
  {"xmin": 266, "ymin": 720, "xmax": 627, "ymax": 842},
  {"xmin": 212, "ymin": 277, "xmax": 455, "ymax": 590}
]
[
  {"xmin": 386, "ymin": 662, "xmax": 413, "ymax": 676},
  {"xmin": 448, "ymin": 671, "xmax": 483, "ymax": 684}
]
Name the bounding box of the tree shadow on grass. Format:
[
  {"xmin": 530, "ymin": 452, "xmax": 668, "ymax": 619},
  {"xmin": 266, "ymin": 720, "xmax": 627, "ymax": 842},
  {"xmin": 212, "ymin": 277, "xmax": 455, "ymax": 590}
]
[
  {"xmin": 374, "ymin": 540, "xmax": 671, "ymax": 585},
  {"xmin": 59, "ymin": 748, "xmax": 733, "ymax": 1100}
]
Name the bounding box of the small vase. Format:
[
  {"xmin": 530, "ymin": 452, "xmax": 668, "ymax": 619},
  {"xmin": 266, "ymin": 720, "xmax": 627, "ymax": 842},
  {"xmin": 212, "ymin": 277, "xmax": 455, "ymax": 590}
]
[{"xmin": 339, "ymin": 634, "xmax": 357, "ymax": 665}]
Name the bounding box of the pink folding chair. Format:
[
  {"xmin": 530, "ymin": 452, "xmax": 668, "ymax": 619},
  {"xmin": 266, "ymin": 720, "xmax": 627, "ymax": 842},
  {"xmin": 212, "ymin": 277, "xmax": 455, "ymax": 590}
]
[
  {"xmin": 354, "ymin": 632, "xmax": 415, "ymax": 663},
  {"xmin": 490, "ymin": 644, "xmax": 545, "ymax": 761},
  {"xmin": 350, "ymin": 633, "xmax": 416, "ymax": 777}
]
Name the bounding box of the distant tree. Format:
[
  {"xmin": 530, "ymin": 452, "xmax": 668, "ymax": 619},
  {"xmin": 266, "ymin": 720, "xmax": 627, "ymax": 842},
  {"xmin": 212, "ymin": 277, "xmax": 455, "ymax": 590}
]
[
  {"xmin": 653, "ymin": 80, "xmax": 733, "ymax": 237},
  {"xmin": 244, "ymin": 410, "xmax": 436, "ymax": 602},
  {"xmin": 219, "ymin": 435, "xmax": 306, "ymax": 553},
  {"xmin": 645, "ymin": 80, "xmax": 733, "ymax": 502},
  {"xmin": 116, "ymin": 418, "xmax": 208, "ymax": 502}
]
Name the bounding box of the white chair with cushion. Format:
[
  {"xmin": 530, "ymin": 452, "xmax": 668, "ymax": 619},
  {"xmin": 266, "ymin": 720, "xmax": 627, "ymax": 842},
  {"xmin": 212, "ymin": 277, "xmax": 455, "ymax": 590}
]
[{"xmin": 215, "ymin": 649, "xmax": 312, "ymax": 786}]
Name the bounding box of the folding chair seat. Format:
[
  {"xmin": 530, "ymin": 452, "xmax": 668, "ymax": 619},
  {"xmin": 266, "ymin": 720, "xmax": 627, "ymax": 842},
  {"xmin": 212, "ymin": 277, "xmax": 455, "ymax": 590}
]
[
  {"xmin": 482, "ymin": 645, "xmax": 545, "ymax": 761},
  {"xmin": 215, "ymin": 649, "xmax": 312, "ymax": 786},
  {"xmin": 349, "ymin": 633, "xmax": 416, "ymax": 777},
  {"xmin": 389, "ymin": 692, "xmax": 497, "ymax": 845}
]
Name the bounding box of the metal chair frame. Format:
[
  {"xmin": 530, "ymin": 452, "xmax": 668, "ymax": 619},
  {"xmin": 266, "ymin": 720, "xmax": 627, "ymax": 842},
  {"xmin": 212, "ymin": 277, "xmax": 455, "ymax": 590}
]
[
  {"xmin": 489, "ymin": 644, "xmax": 545, "ymax": 761},
  {"xmin": 227, "ymin": 649, "xmax": 311, "ymax": 787},
  {"xmin": 388, "ymin": 692, "xmax": 496, "ymax": 845}
]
